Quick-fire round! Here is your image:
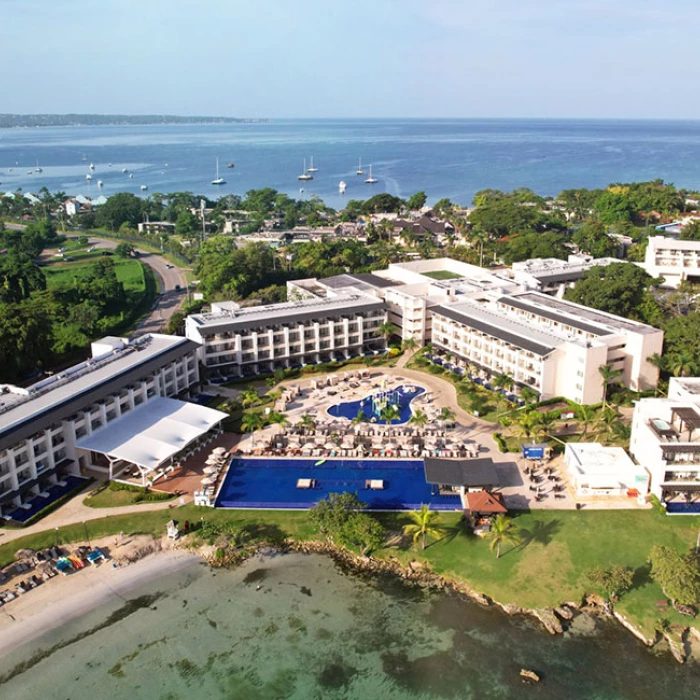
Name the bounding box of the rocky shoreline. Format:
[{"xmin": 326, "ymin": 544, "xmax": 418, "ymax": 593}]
[{"xmin": 194, "ymin": 536, "xmax": 697, "ymax": 664}]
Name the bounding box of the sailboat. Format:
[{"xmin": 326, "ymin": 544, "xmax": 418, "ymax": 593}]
[
  {"xmin": 356, "ymin": 157, "xmax": 364, "ymax": 175},
  {"xmin": 364, "ymin": 164, "xmax": 377, "ymax": 184},
  {"xmin": 307, "ymin": 156, "xmax": 318, "ymax": 173},
  {"xmin": 35, "ymin": 160, "xmax": 42, "ymax": 173},
  {"xmin": 338, "ymin": 181, "xmax": 347, "ymax": 194},
  {"xmin": 89, "ymin": 163, "xmax": 95, "ymax": 171},
  {"xmin": 211, "ymin": 158, "xmax": 226, "ymax": 185},
  {"xmin": 298, "ymin": 158, "xmax": 313, "ymax": 181}
]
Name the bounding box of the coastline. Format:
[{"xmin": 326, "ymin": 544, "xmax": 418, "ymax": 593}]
[{"xmin": 1, "ymin": 533, "xmax": 696, "ymax": 667}]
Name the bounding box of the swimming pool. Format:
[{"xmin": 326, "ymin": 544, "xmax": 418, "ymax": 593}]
[
  {"xmin": 327, "ymin": 384, "xmax": 426, "ymax": 424},
  {"xmin": 215, "ymin": 457, "xmax": 461, "ymax": 510}
]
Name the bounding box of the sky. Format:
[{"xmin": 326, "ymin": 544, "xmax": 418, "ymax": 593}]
[{"xmin": 1, "ymin": 0, "xmax": 698, "ymax": 119}]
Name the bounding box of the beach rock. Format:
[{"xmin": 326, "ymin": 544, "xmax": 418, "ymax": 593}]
[
  {"xmin": 555, "ymin": 605, "xmax": 574, "ymax": 621},
  {"xmin": 664, "ymin": 633, "xmax": 687, "ymax": 664},
  {"xmin": 534, "ymin": 608, "xmax": 564, "ymax": 635},
  {"xmin": 613, "ymin": 612, "xmax": 655, "ymax": 647},
  {"xmin": 519, "ymin": 669, "xmax": 540, "ymax": 683}
]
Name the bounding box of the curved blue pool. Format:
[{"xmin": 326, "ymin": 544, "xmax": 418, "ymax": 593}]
[{"xmin": 327, "ymin": 384, "xmax": 426, "ymax": 424}]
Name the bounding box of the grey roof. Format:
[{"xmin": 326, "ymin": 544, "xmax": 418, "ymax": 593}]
[
  {"xmin": 432, "ymin": 305, "xmax": 555, "ymax": 357},
  {"xmin": 0, "ymin": 336, "xmax": 198, "ymax": 452},
  {"xmin": 348, "ymin": 273, "xmax": 399, "ymax": 289},
  {"xmin": 424, "ymin": 457, "xmax": 500, "ymax": 487},
  {"xmin": 190, "ymin": 294, "xmax": 386, "ymax": 334},
  {"xmin": 672, "ymin": 406, "xmax": 700, "ymax": 430},
  {"xmin": 532, "ymin": 270, "xmax": 588, "ymax": 284},
  {"xmin": 499, "ymin": 296, "xmax": 608, "ymax": 336}
]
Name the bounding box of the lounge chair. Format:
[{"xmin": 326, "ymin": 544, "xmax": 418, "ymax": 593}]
[{"xmin": 296, "ymin": 478, "xmax": 315, "ymax": 489}]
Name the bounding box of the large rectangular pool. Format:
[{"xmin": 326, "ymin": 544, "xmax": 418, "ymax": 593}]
[{"xmin": 215, "ymin": 458, "xmax": 462, "ymax": 511}]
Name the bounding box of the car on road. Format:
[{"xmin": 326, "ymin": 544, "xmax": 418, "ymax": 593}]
[
  {"xmin": 175, "ymin": 284, "xmax": 181, "ymax": 291},
  {"xmin": 165, "ymin": 263, "xmax": 174, "ymax": 269}
]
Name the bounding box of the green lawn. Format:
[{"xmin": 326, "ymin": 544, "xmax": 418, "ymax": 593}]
[
  {"xmin": 377, "ymin": 509, "xmax": 697, "ymax": 637},
  {"xmin": 44, "ymin": 258, "xmax": 147, "ymax": 294},
  {"xmin": 84, "ymin": 485, "xmax": 175, "ymax": 508},
  {"xmin": 422, "ymin": 270, "xmax": 464, "ymax": 280}
]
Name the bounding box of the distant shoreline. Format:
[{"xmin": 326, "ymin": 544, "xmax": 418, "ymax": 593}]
[{"xmin": 0, "ymin": 114, "xmax": 270, "ymax": 129}]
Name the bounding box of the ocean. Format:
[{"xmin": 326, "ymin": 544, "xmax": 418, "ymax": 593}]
[
  {"xmin": 2, "ymin": 119, "xmax": 700, "ymax": 209},
  {"xmin": 0, "ymin": 552, "xmax": 698, "ymax": 700}
]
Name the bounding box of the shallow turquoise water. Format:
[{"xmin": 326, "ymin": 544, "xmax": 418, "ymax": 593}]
[{"xmin": 0, "ymin": 552, "xmax": 698, "ymax": 699}]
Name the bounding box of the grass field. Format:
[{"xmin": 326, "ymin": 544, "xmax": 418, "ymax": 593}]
[
  {"xmin": 44, "ymin": 258, "xmax": 147, "ymax": 294},
  {"xmin": 84, "ymin": 485, "xmax": 175, "ymax": 508},
  {"xmin": 422, "ymin": 270, "xmax": 464, "ymax": 280}
]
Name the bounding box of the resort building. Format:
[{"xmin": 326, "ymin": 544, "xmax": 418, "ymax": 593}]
[
  {"xmin": 630, "ymin": 377, "xmax": 700, "ymax": 510},
  {"xmin": 185, "ymin": 294, "xmax": 388, "ymax": 377},
  {"xmin": 289, "ymin": 258, "xmax": 663, "ymax": 403},
  {"xmin": 510, "ymin": 255, "xmax": 619, "ymax": 296},
  {"xmin": 642, "ymin": 236, "xmax": 700, "ymax": 288},
  {"xmin": 563, "ymin": 443, "xmax": 649, "ymax": 500},
  {"xmin": 0, "ymin": 334, "xmax": 211, "ymax": 520}
]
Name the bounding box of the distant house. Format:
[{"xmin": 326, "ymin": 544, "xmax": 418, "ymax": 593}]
[
  {"xmin": 64, "ymin": 199, "xmax": 82, "ymax": 217},
  {"xmin": 138, "ymin": 221, "xmax": 175, "ymax": 235}
]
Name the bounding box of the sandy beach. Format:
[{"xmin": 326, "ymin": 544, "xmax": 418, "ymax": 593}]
[{"xmin": 0, "ymin": 537, "xmax": 201, "ymax": 659}]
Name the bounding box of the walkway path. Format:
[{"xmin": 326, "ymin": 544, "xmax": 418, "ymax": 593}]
[{"xmin": 0, "ymin": 487, "xmax": 179, "ymax": 547}]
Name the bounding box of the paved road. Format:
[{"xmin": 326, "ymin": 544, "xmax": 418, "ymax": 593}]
[
  {"xmin": 85, "ymin": 237, "xmax": 188, "ymax": 334},
  {"xmin": 5, "ymin": 221, "xmax": 189, "ymax": 335}
]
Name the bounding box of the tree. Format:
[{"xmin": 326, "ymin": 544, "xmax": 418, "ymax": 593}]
[
  {"xmin": 409, "ymin": 409, "xmax": 429, "ymax": 427},
  {"xmin": 406, "ymin": 191, "xmax": 428, "ymax": 210},
  {"xmin": 94, "ymin": 192, "xmax": 143, "ymax": 230},
  {"xmin": 576, "ymin": 404, "xmax": 598, "ymax": 439},
  {"xmin": 240, "ymin": 388, "xmax": 260, "ymax": 408},
  {"xmin": 114, "ymin": 242, "xmax": 135, "ymax": 258},
  {"xmin": 584, "ymin": 565, "xmax": 634, "ymax": 602},
  {"xmin": 240, "ymin": 412, "xmax": 263, "ymax": 446},
  {"xmin": 487, "ymin": 514, "xmax": 521, "ymax": 559},
  {"xmin": 565, "ymin": 263, "xmax": 658, "ymax": 322},
  {"xmin": 513, "ymin": 410, "xmax": 540, "ymax": 442},
  {"xmin": 572, "ymin": 220, "xmax": 618, "ymax": 258},
  {"xmin": 338, "ymin": 513, "xmax": 385, "ymax": 555},
  {"xmin": 175, "ymin": 210, "xmax": 199, "ymax": 236},
  {"xmin": 667, "ymin": 351, "xmax": 697, "ymax": 378},
  {"xmin": 598, "ymin": 364, "xmax": 623, "ymax": 410},
  {"xmin": 465, "ymin": 390, "xmax": 488, "ymax": 416},
  {"xmin": 437, "ymin": 407, "xmax": 456, "ymax": 427},
  {"xmin": 299, "ymin": 413, "xmax": 316, "ymax": 432},
  {"xmin": 403, "ymin": 504, "xmax": 444, "ymax": 550},
  {"xmin": 379, "ymin": 404, "xmax": 401, "ymax": 424},
  {"xmin": 352, "ymin": 410, "xmax": 367, "ymax": 426},
  {"xmin": 648, "ymin": 545, "xmax": 700, "ymax": 606},
  {"xmin": 309, "ymin": 492, "xmax": 366, "ymax": 539},
  {"xmin": 402, "ymin": 336, "xmax": 417, "ymax": 353},
  {"xmin": 519, "ymin": 385, "xmax": 539, "ymax": 406},
  {"xmin": 375, "ymin": 321, "xmax": 396, "ymax": 344}
]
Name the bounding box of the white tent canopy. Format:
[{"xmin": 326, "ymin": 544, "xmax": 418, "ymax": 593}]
[{"xmin": 77, "ymin": 397, "xmax": 227, "ymax": 478}]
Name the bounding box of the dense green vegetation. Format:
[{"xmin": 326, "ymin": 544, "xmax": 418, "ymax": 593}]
[{"xmin": 0, "ymin": 220, "xmax": 155, "ymax": 382}]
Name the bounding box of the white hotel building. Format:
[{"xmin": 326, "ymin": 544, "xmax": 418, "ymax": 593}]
[
  {"xmin": 285, "ymin": 258, "xmax": 663, "ymax": 404},
  {"xmin": 642, "ymin": 235, "xmax": 700, "ymax": 288},
  {"xmin": 0, "ymin": 334, "xmax": 207, "ymax": 520},
  {"xmin": 185, "ymin": 293, "xmax": 388, "ymax": 377},
  {"xmin": 630, "ymin": 378, "xmax": 700, "ymax": 506}
]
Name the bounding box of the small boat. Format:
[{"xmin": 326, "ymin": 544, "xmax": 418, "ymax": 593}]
[
  {"xmin": 129, "ymin": 173, "xmax": 134, "ymax": 179},
  {"xmin": 227, "ymin": 162, "xmax": 234, "ymax": 168},
  {"xmin": 85, "ymin": 174, "xmax": 92, "ymax": 180},
  {"xmin": 35, "ymin": 161, "xmax": 42, "ymax": 173},
  {"xmin": 298, "ymin": 158, "xmax": 313, "ymax": 180},
  {"xmin": 81, "ymin": 154, "xmax": 87, "ymax": 162},
  {"xmin": 364, "ymin": 164, "xmax": 378, "ymax": 184},
  {"xmin": 27, "ymin": 170, "xmax": 33, "ymax": 175},
  {"xmin": 356, "ymin": 157, "xmax": 364, "ymax": 175},
  {"xmin": 97, "ymin": 180, "xmax": 103, "ymax": 187},
  {"xmin": 108, "ymin": 163, "xmax": 112, "ymax": 167},
  {"xmin": 211, "ymin": 157, "xmax": 226, "ymax": 185},
  {"xmin": 122, "ymin": 167, "xmax": 128, "ymax": 173},
  {"xmin": 140, "ymin": 184, "xmax": 148, "ymax": 191},
  {"xmin": 307, "ymin": 155, "xmax": 318, "ymax": 173},
  {"xmin": 315, "ymin": 459, "xmax": 327, "ymax": 466},
  {"xmin": 338, "ymin": 180, "xmax": 346, "ymax": 194},
  {"xmin": 89, "ymin": 162, "xmax": 95, "ymax": 171}
]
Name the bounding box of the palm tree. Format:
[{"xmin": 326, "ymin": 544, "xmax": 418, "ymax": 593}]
[
  {"xmin": 298, "ymin": 413, "xmax": 316, "ymax": 432},
  {"xmin": 466, "ymin": 391, "xmax": 488, "ymax": 416},
  {"xmin": 375, "ymin": 321, "xmax": 396, "ymax": 345},
  {"xmin": 598, "ymin": 364, "xmax": 623, "ymax": 411},
  {"xmin": 487, "ymin": 514, "xmax": 521, "ymax": 559},
  {"xmin": 267, "ymin": 411, "xmax": 289, "ymax": 428},
  {"xmin": 352, "ymin": 410, "xmax": 367, "ymax": 426},
  {"xmin": 402, "ymin": 336, "xmax": 417, "ymax": 353},
  {"xmin": 470, "ymin": 228, "xmax": 490, "ymax": 267},
  {"xmin": 379, "ymin": 404, "xmax": 401, "ymax": 424},
  {"xmin": 409, "ymin": 409, "xmax": 429, "ymax": 427},
  {"xmin": 668, "ymin": 352, "xmax": 697, "ymax": 378},
  {"xmin": 535, "ymin": 411, "xmax": 557, "ymax": 440},
  {"xmin": 403, "ymin": 504, "xmax": 444, "ymax": 550},
  {"xmin": 240, "ymin": 411, "xmax": 264, "ymax": 448},
  {"xmin": 493, "ymin": 373, "xmax": 514, "ymax": 393},
  {"xmin": 240, "ymin": 388, "xmax": 260, "ymax": 409},
  {"xmin": 519, "ymin": 385, "xmax": 539, "ymax": 406},
  {"xmin": 437, "ymin": 407, "xmax": 456, "ymax": 427},
  {"xmin": 513, "ymin": 410, "xmax": 539, "ymax": 442},
  {"xmin": 576, "ymin": 404, "xmax": 597, "ymax": 439}
]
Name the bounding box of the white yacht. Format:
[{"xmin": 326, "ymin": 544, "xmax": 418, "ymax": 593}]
[
  {"xmin": 211, "ymin": 157, "xmax": 226, "ymax": 185},
  {"xmin": 307, "ymin": 156, "xmax": 318, "ymax": 173},
  {"xmin": 129, "ymin": 173, "xmax": 134, "ymax": 179},
  {"xmin": 356, "ymin": 157, "xmax": 364, "ymax": 175},
  {"xmin": 338, "ymin": 181, "xmax": 347, "ymax": 194},
  {"xmin": 364, "ymin": 164, "xmax": 377, "ymax": 184},
  {"xmin": 140, "ymin": 184, "xmax": 148, "ymax": 191},
  {"xmin": 298, "ymin": 158, "xmax": 313, "ymax": 181},
  {"xmin": 97, "ymin": 180, "xmax": 104, "ymax": 187},
  {"xmin": 122, "ymin": 168, "xmax": 128, "ymax": 173},
  {"xmin": 85, "ymin": 174, "xmax": 92, "ymax": 180},
  {"xmin": 35, "ymin": 161, "xmax": 42, "ymax": 173},
  {"xmin": 89, "ymin": 163, "xmax": 95, "ymax": 171}
]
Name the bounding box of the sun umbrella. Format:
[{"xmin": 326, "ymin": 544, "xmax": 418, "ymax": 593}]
[
  {"xmin": 203, "ymin": 466, "xmax": 218, "ymax": 475},
  {"xmin": 303, "ymin": 442, "xmax": 316, "ymax": 451},
  {"xmin": 14, "ymin": 548, "xmax": 36, "ymax": 561},
  {"xmin": 212, "ymin": 447, "xmax": 227, "ymax": 456},
  {"xmin": 201, "ymin": 476, "xmax": 216, "ymax": 485},
  {"xmin": 324, "ymin": 441, "xmax": 337, "ymax": 450},
  {"xmin": 205, "ymin": 456, "xmax": 221, "ymax": 466}
]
